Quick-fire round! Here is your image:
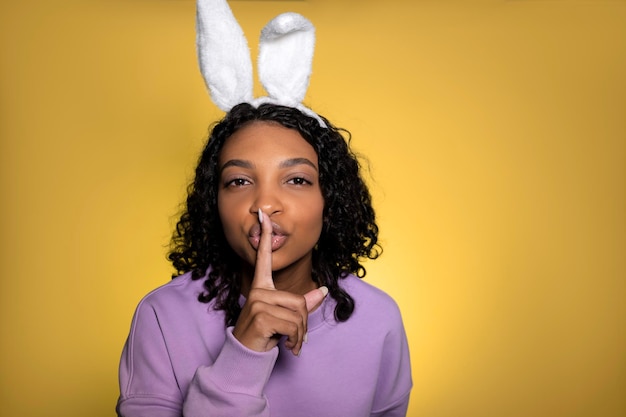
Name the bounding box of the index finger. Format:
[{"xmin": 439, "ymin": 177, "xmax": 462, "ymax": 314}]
[{"xmin": 252, "ymin": 209, "xmax": 275, "ymax": 290}]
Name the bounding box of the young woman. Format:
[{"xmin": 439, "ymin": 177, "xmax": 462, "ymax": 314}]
[{"xmin": 116, "ymin": 103, "xmax": 412, "ymax": 416}]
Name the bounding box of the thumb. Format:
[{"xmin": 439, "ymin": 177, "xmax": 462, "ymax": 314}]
[{"xmin": 303, "ymin": 286, "xmax": 329, "ymax": 313}]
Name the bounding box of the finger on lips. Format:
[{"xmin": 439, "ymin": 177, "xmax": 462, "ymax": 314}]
[{"xmin": 253, "ymin": 208, "xmax": 275, "ymax": 290}]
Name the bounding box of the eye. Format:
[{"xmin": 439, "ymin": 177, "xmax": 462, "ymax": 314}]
[
  {"xmin": 224, "ymin": 177, "xmax": 251, "ymax": 188},
  {"xmin": 287, "ymin": 177, "xmax": 313, "ymax": 186}
]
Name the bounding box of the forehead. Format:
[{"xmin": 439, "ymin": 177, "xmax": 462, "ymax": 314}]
[{"xmin": 219, "ymin": 121, "xmax": 318, "ymax": 165}]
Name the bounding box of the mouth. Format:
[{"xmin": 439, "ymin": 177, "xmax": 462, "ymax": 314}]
[{"xmin": 248, "ymin": 222, "xmax": 288, "ymax": 251}]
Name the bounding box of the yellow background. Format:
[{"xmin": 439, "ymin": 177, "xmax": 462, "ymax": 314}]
[{"xmin": 1, "ymin": 1, "xmax": 624, "ymax": 416}]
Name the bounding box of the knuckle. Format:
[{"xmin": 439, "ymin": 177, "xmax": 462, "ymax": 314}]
[
  {"xmin": 250, "ymin": 311, "xmax": 269, "ymax": 329},
  {"xmin": 247, "ymin": 300, "xmax": 263, "ymax": 314},
  {"xmin": 286, "ymin": 321, "xmax": 299, "ymax": 335},
  {"xmin": 294, "ymin": 310, "xmax": 305, "ymax": 325}
]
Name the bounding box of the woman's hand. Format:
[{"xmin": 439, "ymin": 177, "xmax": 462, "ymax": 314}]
[{"xmin": 232, "ymin": 209, "xmax": 327, "ymax": 356}]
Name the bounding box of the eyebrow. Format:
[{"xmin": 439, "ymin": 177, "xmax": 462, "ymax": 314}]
[
  {"xmin": 220, "ymin": 159, "xmax": 253, "ymax": 172},
  {"xmin": 220, "ymin": 158, "xmax": 318, "ymax": 172},
  {"xmin": 279, "ymin": 157, "xmax": 318, "ymax": 171}
]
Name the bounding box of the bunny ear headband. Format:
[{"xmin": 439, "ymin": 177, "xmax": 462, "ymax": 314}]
[{"xmin": 196, "ymin": 0, "xmax": 326, "ymax": 127}]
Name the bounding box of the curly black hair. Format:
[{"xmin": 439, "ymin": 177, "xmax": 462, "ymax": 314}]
[{"xmin": 168, "ymin": 103, "xmax": 381, "ymax": 326}]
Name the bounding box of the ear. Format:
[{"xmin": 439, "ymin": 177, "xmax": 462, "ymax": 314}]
[
  {"xmin": 257, "ymin": 13, "xmax": 315, "ymax": 107},
  {"xmin": 196, "ymin": 0, "xmax": 253, "ymax": 111}
]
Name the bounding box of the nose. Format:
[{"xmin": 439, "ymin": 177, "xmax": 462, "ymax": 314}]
[{"xmin": 249, "ymin": 184, "xmax": 283, "ymax": 217}]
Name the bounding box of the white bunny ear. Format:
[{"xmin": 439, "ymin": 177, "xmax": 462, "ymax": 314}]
[
  {"xmin": 257, "ymin": 13, "xmax": 315, "ymax": 107},
  {"xmin": 196, "ymin": 0, "xmax": 253, "ymax": 111},
  {"xmin": 195, "ymin": 3, "xmax": 326, "ymax": 127}
]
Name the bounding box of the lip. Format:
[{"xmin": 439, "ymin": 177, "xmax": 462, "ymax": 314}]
[{"xmin": 248, "ymin": 222, "xmax": 288, "ymax": 251}]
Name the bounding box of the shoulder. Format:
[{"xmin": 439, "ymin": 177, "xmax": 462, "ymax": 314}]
[
  {"xmin": 125, "ymin": 271, "xmax": 226, "ymax": 347},
  {"xmin": 340, "ymin": 274, "xmax": 400, "ymax": 308},
  {"xmin": 339, "ymin": 275, "xmax": 403, "ymax": 322},
  {"xmin": 133, "ymin": 272, "xmax": 211, "ymax": 316}
]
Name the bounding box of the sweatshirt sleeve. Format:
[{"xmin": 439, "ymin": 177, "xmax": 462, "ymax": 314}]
[
  {"xmin": 116, "ymin": 300, "xmax": 185, "ymax": 417},
  {"xmin": 370, "ymin": 303, "xmax": 413, "ymax": 417},
  {"xmin": 117, "ymin": 296, "xmax": 278, "ymax": 417},
  {"xmin": 183, "ymin": 327, "xmax": 278, "ymax": 417}
]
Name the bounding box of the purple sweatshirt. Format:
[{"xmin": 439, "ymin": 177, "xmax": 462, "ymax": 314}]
[{"xmin": 116, "ymin": 272, "xmax": 412, "ymax": 417}]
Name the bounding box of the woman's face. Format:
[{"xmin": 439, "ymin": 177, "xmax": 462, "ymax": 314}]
[{"xmin": 217, "ymin": 121, "xmax": 324, "ymax": 274}]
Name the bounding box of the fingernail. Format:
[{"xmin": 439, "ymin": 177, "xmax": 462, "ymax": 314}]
[
  {"xmin": 319, "ymin": 286, "xmax": 329, "ymax": 297},
  {"xmin": 258, "ymin": 208, "xmax": 263, "ymax": 224},
  {"xmin": 303, "ymin": 332, "xmax": 308, "ymax": 344}
]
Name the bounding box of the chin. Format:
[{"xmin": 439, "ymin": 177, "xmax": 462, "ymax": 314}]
[{"xmin": 271, "ymin": 252, "xmax": 312, "ymax": 272}]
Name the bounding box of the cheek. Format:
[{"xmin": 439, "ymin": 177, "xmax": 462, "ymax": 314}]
[
  {"xmin": 217, "ymin": 198, "xmax": 245, "ymax": 257},
  {"xmin": 307, "ymin": 198, "xmax": 325, "ymax": 236}
]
